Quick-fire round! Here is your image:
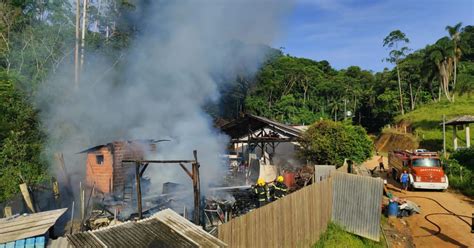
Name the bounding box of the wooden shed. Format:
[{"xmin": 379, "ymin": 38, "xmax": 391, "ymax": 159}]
[{"xmin": 79, "ymin": 140, "xmax": 158, "ymax": 197}]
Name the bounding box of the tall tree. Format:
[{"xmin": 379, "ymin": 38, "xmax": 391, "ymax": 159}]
[
  {"xmin": 425, "ymin": 38, "xmax": 455, "ymax": 102},
  {"xmin": 383, "ymin": 30, "xmax": 410, "ymax": 115},
  {"xmin": 446, "ymin": 22, "xmax": 463, "ymax": 102}
]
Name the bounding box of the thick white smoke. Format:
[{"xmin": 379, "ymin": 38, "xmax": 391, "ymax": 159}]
[{"xmin": 36, "ymin": 0, "xmax": 293, "ymax": 197}]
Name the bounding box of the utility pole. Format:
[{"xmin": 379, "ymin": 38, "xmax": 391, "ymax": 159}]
[{"xmin": 74, "ymin": 0, "xmax": 80, "ymax": 90}]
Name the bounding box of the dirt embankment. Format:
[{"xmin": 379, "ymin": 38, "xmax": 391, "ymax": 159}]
[
  {"xmin": 364, "ymin": 156, "xmax": 474, "ymax": 248},
  {"xmin": 375, "ymin": 131, "xmax": 419, "ymax": 153}
]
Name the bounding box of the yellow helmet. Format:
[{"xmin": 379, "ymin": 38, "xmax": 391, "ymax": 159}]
[
  {"xmin": 257, "ymin": 178, "xmax": 265, "ymax": 186},
  {"xmin": 277, "ymin": 176, "xmax": 284, "ymax": 183}
]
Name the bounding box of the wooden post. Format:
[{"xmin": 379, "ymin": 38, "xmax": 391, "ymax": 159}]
[
  {"xmin": 80, "ymin": 182, "xmax": 84, "ymax": 220},
  {"xmin": 70, "ymin": 201, "xmax": 75, "ymax": 234},
  {"xmin": 4, "ymin": 207, "xmax": 12, "ymax": 217},
  {"xmin": 443, "ymin": 115, "xmax": 446, "ymax": 158},
  {"xmin": 135, "ymin": 162, "xmax": 143, "ymax": 219},
  {"xmin": 466, "ymin": 124, "xmax": 471, "ymax": 148},
  {"xmin": 453, "ymin": 125, "xmax": 458, "ymax": 150},
  {"xmin": 192, "ymin": 150, "xmax": 201, "ymax": 225},
  {"xmin": 55, "ymin": 153, "xmax": 73, "ymax": 199},
  {"xmin": 20, "ymin": 183, "xmax": 36, "ymax": 213},
  {"xmin": 80, "ymin": 182, "xmax": 95, "ymax": 231}
]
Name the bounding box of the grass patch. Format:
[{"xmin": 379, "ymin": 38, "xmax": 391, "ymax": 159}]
[
  {"xmin": 313, "ymin": 222, "xmax": 385, "ymax": 248},
  {"xmin": 395, "ymin": 96, "xmax": 474, "ymax": 152}
]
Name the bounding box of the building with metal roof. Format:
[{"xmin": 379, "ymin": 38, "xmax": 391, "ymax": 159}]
[
  {"xmin": 219, "ymin": 114, "xmax": 306, "ymax": 171},
  {"xmin": 220, "ymin": 114, "xmax": 302, "ymax": 141},
  {"xmin": 63, "ymin": 208, "xmax": 227, "ymax": 248},
  {"xmin": 0, "ymin": 208, "xmax": 67, "ymax": 247}
]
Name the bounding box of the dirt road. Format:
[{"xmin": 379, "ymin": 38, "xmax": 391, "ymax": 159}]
[{"xmin": 364, "ymin": 156, "xmax": 473, "ymax": 248}]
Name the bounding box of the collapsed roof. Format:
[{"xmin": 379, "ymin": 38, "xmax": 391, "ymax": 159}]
[{"xmin": 219, "ymin": 114, "xmax": 302, "ymax": 141}]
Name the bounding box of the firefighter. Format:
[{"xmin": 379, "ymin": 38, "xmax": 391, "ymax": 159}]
[
  {"xmin": 272, "ymin": 176, "xmax": 288, "ymax": 200},
  {"xmin": 378, "ymin": 155, "xmax": 385, "ymax": 172},
  {"xmin": 254, "ymin": 178, "xmax": 268, "ymax": 207}
]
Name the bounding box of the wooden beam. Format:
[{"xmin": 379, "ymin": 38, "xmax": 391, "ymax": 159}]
[
  {"xmin": 54, "ymin": 153, "xmax": 73, "ymax": 199},
  {"xmin": 192, "ymin": 150, "xmax": 201, "ymax": 225},
  {"xmin": 122, "ymin": 159, "xmax": 196, "ymax": 164},
  {"xmin": 20, "ymin": 183, "xmax": 36, "ymax": 213},
  {"xmin": 179, "ymin": 163, "xmax": 193, "ymax": 179},
  {"xmin": 135, "ymin": 162, "xmax": 143, "ymax": 219},
  {"xmin": 229, "ymin": 138, "xmax": 298, "ymax": 144},
  {"xmin": 139, "ymin": 163, "xmax": 149, "ymax": 177}
]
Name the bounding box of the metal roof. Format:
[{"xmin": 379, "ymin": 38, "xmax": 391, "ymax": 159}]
[
  {"xmin": 220, "ymin": 114, "xmax": 302, "ymax": 139},
  {"xmin": 66, "ymin": 209, "xmax": 227, "ymax": 248},
  {"xmin": 0, "ymin": 208, "xmax": 67, "ymax": 244},
  {"xmin": 443, "ymin": 115, "xmax": 474, "ymax": 126}
]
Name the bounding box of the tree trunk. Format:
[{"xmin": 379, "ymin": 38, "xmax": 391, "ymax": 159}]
[
  {"xmin": 74, "ymin": 0, "xmax": 80, "ymax": 90},
  {"xmin": 303, "ymin": 85, "xmax": 308, "ymax": 104},
  {"xmin": 409, "ymin": 82, "xmax": 414, "ymax": 110},
  {"xmin": 396, "ymin": 65, "xmax": 405, "ymax": 115},
  {"xmin": 438, "ymin": 61, "xmax": 452, "ymax": 102},
  {"xmin": 452, "ymin": 58, "xmax": 457, "ymax": 102}
]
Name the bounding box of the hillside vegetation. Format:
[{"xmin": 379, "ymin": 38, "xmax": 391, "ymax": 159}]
[
  {"xmin": 395, "ymin": 95, "xmax": 474, "ymax": 152},
  {"xmin": 393, "ymin": 96, "xmax": 474, "ymax": 196}
]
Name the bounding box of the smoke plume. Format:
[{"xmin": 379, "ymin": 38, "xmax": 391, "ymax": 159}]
[{"xmin": 36, "ymin": 0, "xmax": 293, "ymax": 197}]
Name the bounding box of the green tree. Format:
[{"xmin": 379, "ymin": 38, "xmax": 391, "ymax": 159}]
[
  {"xmin": 298, "ymin": 120, "xmax": 373, "ymax": 165},
  {"xmin": 0, "ymin": 72, "xmax": 47, "ymax": 202},
  {"xmin": 383, "ymin": 30, "xmax": 410, "ymax": 115}
]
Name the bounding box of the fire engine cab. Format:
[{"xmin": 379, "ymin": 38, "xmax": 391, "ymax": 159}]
[{"xmin": 388, "ymin": 150, "xmax": 448, "ymax": 190}]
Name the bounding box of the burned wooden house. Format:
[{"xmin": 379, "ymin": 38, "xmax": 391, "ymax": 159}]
[
  {"xmin": 79, "ymin": 140, "xmax": 160, "ymax": 198},
  {"xmin": 219, "ymin": 114, "xmax": 303, "ymax": 163}
]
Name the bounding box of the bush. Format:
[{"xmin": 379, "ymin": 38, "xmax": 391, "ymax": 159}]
[
  {"xmin": 444, "ymin": 157, "xmax": 474, "ymax": 196},
  {"xmin": 298, "ymin": 120, "xmax": 373, "ymax": 165},
  {"xmin": 451, "ymin": 147, "xmax": 474, "ymax": 169}
]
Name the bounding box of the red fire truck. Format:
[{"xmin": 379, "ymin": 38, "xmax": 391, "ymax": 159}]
[{"xmin": 388, "ymin": 150, "xmax": 448, "ymax": 190}]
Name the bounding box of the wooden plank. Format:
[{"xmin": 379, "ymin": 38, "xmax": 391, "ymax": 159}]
[{"xmin": 19, "ymin": 184, "xmax": 35, "ymax": 213}]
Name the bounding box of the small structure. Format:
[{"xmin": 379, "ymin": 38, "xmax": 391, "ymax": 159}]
[
  {"xmin": 0, "ymin": 208, "xmax": 67, "ymax": 247},
  {"xmin": 219, "ymin": 114, "xmax": 303, "ymax": 164},
  {"xmin": 64, "ymin": 208, "xmax": 227, "ymax": 247},
  {"xmin": 122, "ymin": 150, "xmax": 201, "ymax": 223},
  {"xmin": 79, "ymin": 140, "xmax": 164, "ymax": 197},
  {"xmin": 443, "ymin": 115, "xmax": 473, "ymax": 150}
]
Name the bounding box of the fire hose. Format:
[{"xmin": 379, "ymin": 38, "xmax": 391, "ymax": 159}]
[{"xmin": 403, "ymin": 196, "xmax": 472, "ymax": 237}]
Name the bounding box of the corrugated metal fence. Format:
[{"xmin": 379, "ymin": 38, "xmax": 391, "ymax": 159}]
[
  {"xmin": 331, "ymin": 172, "xmax": 384, "ymax": 241},
  {"xmin": 314, "ymin": 165, "xmax": 336, "ymax": 182},
  {"xmin": 217, "ymin": 178, "xmax": 332, "ymax": 248}
]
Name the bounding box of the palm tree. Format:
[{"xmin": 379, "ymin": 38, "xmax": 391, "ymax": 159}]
[
  {"xmin": 445, "ymin": 22, "xmax": 463, "ymax": 102},
  {"xmin": 425, "ymin": 38, "xmax": 455, "ymax": 102}
]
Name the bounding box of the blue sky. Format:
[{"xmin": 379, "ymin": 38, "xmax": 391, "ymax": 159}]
[{"xmin": 276, "ymin": 0, "xmax": 474, "ymax": 72}]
